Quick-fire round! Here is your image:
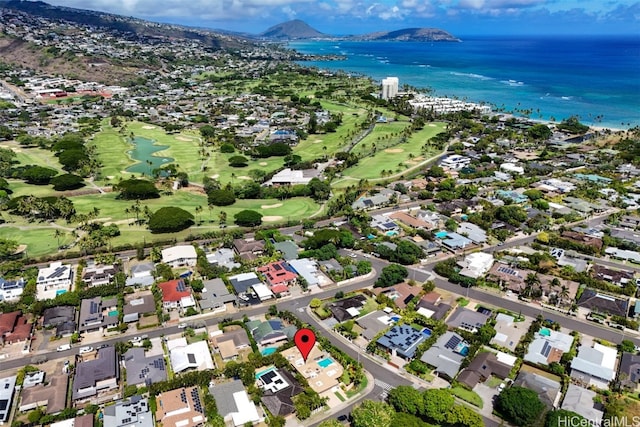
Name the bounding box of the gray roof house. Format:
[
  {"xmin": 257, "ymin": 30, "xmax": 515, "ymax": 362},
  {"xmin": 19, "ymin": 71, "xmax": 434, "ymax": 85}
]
[
  {"xmin": 619, "ymin": 352, "xmax": 640, "ymax": 391},
  {"xmin": 514, "ymin": 369, "xmax": 562, "ymax": 408},
  {"xmin": 420, "ymin": 331, "xmax": 468, "ymax": 380},
  {"xmin": 457, "ymin": 222, "xmax": 487, "ymax": 244},
  {"xmin": 123, "ymin": 348, "xmax": 167, "ymax": 387},
  {"xmin": 228, "ymin": 272, "xmax": 262, "ymax": 295},
  {"xmin": 206, "ymin": 248, "xmax": 241, "ymax": 270},
  {"xmin": 273, "ymin": 241, "xmax": 300, "ymax": 261},
  {"xmin": 561, "ymin": 384, "xmax": 604, "ymax": 425},
  {"xmin": 199, "ymin": 278, "xmax": 236, "ymax": 311},
  {"xmin": 356, "ymin": 310, "xmax": 394, "ymax": 341},
  {"xmin": 78, "ymin": 296, "xmax": 119, "ymax": 333},
  {"xmin": 43, "ymin": 305, "xmax": 76, "ymax": 337},
  {"xmin": 0, "ymin": 375, "xmax": 16, "ymax": 423},
  {"xmin": 122, "ymin": 293, "xmax": 156, "ymax": 323},
  {"xmin": 209, "ymin": 379, "xmax": 245, "ymax": 417},
  {"xmin": 524, "ymin": 329, "xmax": 574, "ymax": 366},
  {"xmin": 570, "ymin": 343, "xmax": 618, "ymax": 389},
  {"xmin": 103, "ymin": 396, "xmax": 154, "ymax": 427},
  {"xmin": 446, "ymin": 308, "xmax": 490, "ymax": 333},
  {"xmin": 126, "ymin": 262, "xmax": 155, "ymax": 287},
  {"xmin": 72, "ymin": 346, "xmax": 119, "ymax": 402}
]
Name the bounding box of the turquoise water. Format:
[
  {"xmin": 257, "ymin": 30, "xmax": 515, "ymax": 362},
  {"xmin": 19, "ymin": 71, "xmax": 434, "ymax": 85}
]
[
  {"xmin": 261, "ymin": 347, "xmax": 277, "ymax": 356},
  {"xmin": 435, "ymin": 231, "xmax": 448, "ymax": 239},
  {"xmin": 108, "ymin": 310, "xmax": 118, "ymax": 317},
  {"xmin": 255, "ymin": 366, "xmax": 276, "ymax": 379},
  {"xmin": 125, "ymin": 136, "xmax": 174, "ymax": 174},
  {"xmin": 55, "ymin": 289, "xmax": 67, "ymax": 296},
  {"xmin": 539, "ymin": 328, "xmax": 551, "ymax": 336},
  {"xmin": 291, "ymin": 36, "xmax": 640, "ymax": 129},
  {"xmin": 318, "ymin": 357, "xmax": 334, "ymax": 368},
  {"xmin": 386, "ymin": 231, "xmax": 398, "ymax": 236}
]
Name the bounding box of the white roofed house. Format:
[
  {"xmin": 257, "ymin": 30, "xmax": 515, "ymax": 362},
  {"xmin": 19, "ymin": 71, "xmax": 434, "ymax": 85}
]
[
  {"xmin": 36, "ymin": 262, "xmax": 73, "ymax": 300},
  {"xmin": 570, "ymin": 343, "xmax": 618, "ymax": 389},
  {"xmin": 81, "ymin": 263, "xmax": 119, "ymax": 287},
  {"xmin": 161, "ymin": 245, "xmax": 197, "ymax": 268},
  {"xmin": 457, "ymin": 252, "xmax": 494, "ymax": 279},
  {"xmin": 0, "ymin": 277, "xmax": 25, "ymax": 302}
]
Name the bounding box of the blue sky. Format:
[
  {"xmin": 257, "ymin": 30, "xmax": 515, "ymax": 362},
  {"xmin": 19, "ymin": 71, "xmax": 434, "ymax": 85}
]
[{"xmin": 46, "ymin": 0, "xmax": 640, "ymax": 36}]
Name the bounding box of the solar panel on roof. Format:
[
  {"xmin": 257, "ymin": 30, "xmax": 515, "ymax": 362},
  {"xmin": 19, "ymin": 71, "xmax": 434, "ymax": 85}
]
[
  {"xmin": 177, "ymin": 280, "xmax": 186, "ymax": 292},
  {"xmin": 541, "ymin": 341, "xmax": 552, "ymax": 357},
  {"xmin": 273, "ymin": 264, "xmax": 282, "ymax": 271},
  {"xmin": 90, "ymin": 301, "xmax": 99, "ymax": 314},
  {"xmin": 445, "ymin": 335, "xmax": 461, "ymax": 350}
]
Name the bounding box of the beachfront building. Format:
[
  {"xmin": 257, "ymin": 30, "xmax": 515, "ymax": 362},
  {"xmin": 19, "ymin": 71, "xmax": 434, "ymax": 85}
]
[{"xmin": 381, "ymin": 77, "xmax": 399, "ymax": 100}]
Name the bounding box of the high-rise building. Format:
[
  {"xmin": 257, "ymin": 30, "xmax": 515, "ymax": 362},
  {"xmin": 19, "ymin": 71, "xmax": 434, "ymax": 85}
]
[{"xmin": 381, "ymin": 77, "xmax": 399, "ymax": 100}]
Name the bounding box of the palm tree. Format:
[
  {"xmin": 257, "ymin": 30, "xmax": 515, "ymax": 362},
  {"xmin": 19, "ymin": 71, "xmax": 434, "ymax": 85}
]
[
  {"xmin": 195, "ymin": 205, "xmax": 203, "ymax": 224},
  {"xmin": 559, "ymin": 285, "xmax": 570, "ymax": 303},
  {"xmin": 54, "ymin": 229, "xmax": 64, "ymax": 249},
  {"xmin": 218, "ymin": 211, "xmax": 227, "ymax": 225}
]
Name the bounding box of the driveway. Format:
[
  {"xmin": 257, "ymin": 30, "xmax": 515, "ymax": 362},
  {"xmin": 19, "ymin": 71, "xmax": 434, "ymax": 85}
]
[{"xmin": 474, "ymin": 382, "xmax": 500, "ymax": 419}]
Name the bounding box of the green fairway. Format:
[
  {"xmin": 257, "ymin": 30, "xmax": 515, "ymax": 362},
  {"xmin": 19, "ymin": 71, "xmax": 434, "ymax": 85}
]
[
  {"xmin": 91, "ymin": 122, "xmax": 136, "ymax": 182},
  {"xmin": 0, "ymin": 226, "xmax": 74, "ymax": 258},
  {"xmin": 337, "ymin": 122, "xmax": 446, "ymax": 181},
  {"xmin": 6, "ymin": 180, "xmax": 68, "ymax": 198},
  {"xmin": 1, "ymin": 141, "xmax": 65, "ymax": 173}
]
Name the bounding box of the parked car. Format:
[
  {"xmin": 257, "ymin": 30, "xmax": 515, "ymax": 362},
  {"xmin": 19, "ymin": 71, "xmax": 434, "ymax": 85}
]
[
  {"xmin": 78, "ymin": 346, "xmax": 93, "ymax": 354},
  {"xmin": 178, "ymin": 323, "xmax": 188, "ymax": 329},
  {"xmin": 56, "ymin": 344, "xmax": 71, "ymax": 352}
]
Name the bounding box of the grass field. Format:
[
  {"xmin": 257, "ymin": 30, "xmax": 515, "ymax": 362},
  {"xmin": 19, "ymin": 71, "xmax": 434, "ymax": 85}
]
[
  {"xmin": 336, "ymin": 122, "xmax": 446, "ymax": 181},
  {"xmin": 91, "ymin": 122, "xmax": 136, "ymax": 182},
  {"xmin": 0, "ymin": 226, "xmax": 75, "ymax": 257},
  {"xmin": 450, "ymin": 386, "xmax": 483, "ymax": 408},
  {"xmin": 1, "ymin": 141, "xmax": 66, "ymax": 173}
]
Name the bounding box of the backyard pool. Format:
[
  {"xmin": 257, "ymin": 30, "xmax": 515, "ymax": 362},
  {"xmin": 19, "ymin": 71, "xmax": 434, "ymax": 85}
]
[
  {"xmin": 539, "ymin": 328, "xmax": 551, "ymax": 337},
  {"xmin": 108, "ymin": 310, "xmax": 119, "ymax": 317},
  {"xmin": 435, "ymin": 231, "xmax": 448, "ymax": 239},
  {"xmin": 317, "ymin": 357, "xmax": 334, "ymax": 368},
  {"xmin": 255, "ymin": 366, "xmax": 276, "ymax": 380},
  {"xmin": 422, "ymin": 328, "xmax": 432, "ymax": 337},
  {"xmin": 386, "ymin": 231, "xmax": 398, "ymax": 236},
  {"xmin": 55, "ymin": 290, "xmax": 67, "ymax": 296},
  {"xmin": 261, "ymin": 347, "xmax": 277, "ymax": 356}
]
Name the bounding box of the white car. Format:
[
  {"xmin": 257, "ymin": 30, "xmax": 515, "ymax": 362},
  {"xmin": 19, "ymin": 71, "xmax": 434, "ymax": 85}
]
[
  {"xmin": 178, "ymin": 323, "xmax": 188, "ymax": 329},
  {"xmin": 78, "ymin": 346, "xmax": 93, "ymax": 354}
]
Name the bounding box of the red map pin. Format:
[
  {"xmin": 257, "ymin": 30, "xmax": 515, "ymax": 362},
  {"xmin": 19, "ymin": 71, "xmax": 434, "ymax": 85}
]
[{"xmin": 294, "ymin": 328, "xmax": 316, "ymax": 362}]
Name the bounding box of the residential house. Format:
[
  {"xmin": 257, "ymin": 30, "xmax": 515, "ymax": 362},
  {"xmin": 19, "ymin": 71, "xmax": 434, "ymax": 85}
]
[
  {"xmin": 524, "ymin": 328, "xmax": 574, "ymax": 366},
  {"xmin": 208, "ymin": 380, "xmax": 261, "ymax": 427},
  {"xmin": 389, "ymin": 211, "xmax": 431, "ymax": 229},
  {"xmin": 272, "ymin": 241, "xmax": 300, "ymax": 261},
  {"xmin": 36, "ymin": 262, "xmax": 73, "ymax": 300},
  {"xmin": 122, "ymin": 292, "xmax": 156, "ymax": 323},
  {"xmin": 327, "ymin": 295, "xmax": 367, "ymax": 323},
  {"xmin": 257, "ymin": 260, "xmax": 298, "ymax": 289},
  {"xmin": 72, "ymin": 346, "xmax": 119, "ymax": 403},
  {"xmin": 81, "ymin": 263, "xmax": 119, "ymax": 287},
  {"xmin": 78, "ymin": 297, "xmax": 119, "ymax": 333},
  {"xmin": 619, "ymin": 215, "xmax": 640, "ymax": 230},
  {"xmin": 457, "ymin": 222, "xmax": 488, "ymax": 244},
  {"xmin": 232, "ymin": 238, "xmax": 265, "ymax": 261},
  {"xmin": 206, "ymin": 248, "xmax": 241, "ymax": 270},
  {"xmin": 457, "ymin": 351, "xmax": 513, "ymax": 389},
  {"xmin": 158, "ymin": 279, "xmax": 196, "ymax": 311},
  {"xmin": 0, "ymin": 375, "xmax": 16, "ymax": 423},
  {"xmin": 370, "ymin": 214, "xmax": 400, "ymax": 234},
  {"xmin": 22, "ymin": 371, "xmax": 44, "ymax": 388},
  {"xmin": 228, "ymin": 272, "xmax": 262, "ymax": 295},
  {"xmin": 103, "ymin": 396, "xmax": 154, "ymax": 427},
  {"xmin": 570, "ymin": 343, "xmax": 618, "ymax": 389},
  {"xmin": 155, "ymin": 387, "xmax": 205, "ymax": 427},
  {"xmin": 440, "ymin": 154, "xmax": 471, "ymax": 170},
  {"xmin": 561, "ymin": 384, "xmax": 604, "ymax": 425},
  {"xmin": 495, "ymin": 189, "xmax": 528, "ymax": 203},
  {"xmin": 487, "ymin": 263, "xmax": 525, "ymax": 290},
  {"xmin": 592, "ymin": 265, "xmax": 634, "ymax": 287},
  {"xmin": 420, "ymin": 331, "xmax": 469, "ymax": 380},
  {"xmin": 258, "ymin": 368, "xmax": 304, "ymax": 417},
  {"xmin": 0, "ymin": 277, "xmax": 25, "ymax": 302},
  {"xmin": 499, "ymin": 162, "xmax": 525, "ymax": 176},
  {"xmin": 415, "ymin": 210, "xmax": 443, "ymax": 229},
  {"xmin": 0, "ymin": 311, "xmax": 32, "ymax": 344},
  {"xmin": 19, "ymin": 374, "xmax": 68, "ymax": 414},
  {"xmin": 265, "ymin": 168, "xmax": 318, "ymax": 186},
  {"xmin": 246, "ymin": 319, "xmax": 296, "ymax": 347},
  {"xmin": 123, "ymin": 348, "xmax": 167, "ymax": 387},
  {"xmin": 288, "ymin": 258, "xmax": 331, "ymax": 288},
  {"xmin": 605, "ymin": 247, "xmax": 640, "ymax": 264},
  {"xmin": 356, "ymin": 310, "xmax": 399, "ymax": 340},
  {"xmin": 126, "ymin": 262, "xmax": 155, "ymax": 287},
  {"xmin": 211, "ymin": 328, "xmax": 251, "ymax": 362},
  {"xmin": 281, "ymin": 345, "xmax": 344, "ymax": 394},
  {"xmin": 446, "ymin": 308, "xmax": 490, "ymax": 333},
  {"xmin": 491, "ymin": 313, "xmax": 527, "ymax": 352},
  {"xmin": 577, "ymin": 289, "xmax": 628, "ymax": 317},
  {"xmin": 376, "ymin": 325, "xmax": 426, "ymax": 359},
  {"xmin": 252, "ymin": 283, "xmax": 275, "ymax": 301},
  {"xmin": 351, "ymin": 188, "xmax": 396, "ymax": 210},
  {"xmin": 457, "ymin": 252, "xmax": 494, "ymax": 279},
  {"xmin": 440, "ymin": 232, "xmax": 473, "ymax": 250},
  {"xmin": 51, "ymin": 414, "xmax": 94, "ymax": 427},
  {"xmin": 561, "ymin": 231, "xmax": 603, "ymax": 251},
  {"xmin": 43, "ymin": 306, "xmax": 76, "ymax": 337},
  {"xmin": 514, "ymin": 367, "xmax": 562, "ymax": 408},
  {"xmin": 199, "ymin": 278, "xmax": 236, "ymax": 312},
  {"xmin": 161, "ymin": 245, "xmax": 198, "ymax": 268},
  {"xmin": 372, "ymin": 282, "xmax": 418, "ymax": 309},
  {"xmin": 416, "ymin": 292, "xmax": 452, "ymax": 321},
  {"xmin": 167, "ymin": 339, "xmax": 215, "ymax": 374},
  {"xmin": 619, "ymin": 352, "xmax": 640, "ymax": 391}
]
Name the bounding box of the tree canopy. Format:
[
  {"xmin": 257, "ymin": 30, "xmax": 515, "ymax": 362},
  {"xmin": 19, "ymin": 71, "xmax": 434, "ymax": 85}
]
[
  {"xmin": 351, "ymin": 400, "xmax": 395, "ymax": 427},
  {"xmin": 374, "ymin": 264, "xmax": 408, "ymax": 288},
  {"xmin": 148, "ymin": 207, "xmax": 194, "ymax": 233},
  {"xmin": 387, "ymin": 385, "xmax": 423, "ymax": 416},
  {"xmin": 234, "ymin": 210, "xmax": 263, "ymax": 227},
  {"xmin": 207, "ymin": 189, "xmax": 236, "ymax": 206},
  {"xmin": 495, "ymin": 386, "xmax": 545, "ymax": 426},
  {"xmin": 115, "ymin": 179, "xmax": 160, "ymax": 200},
  {"xmin": 51, "ymin": 173, "xmax": 85, "ymax": 191},
  {"xmin": 21, "ymin": 166, "xmax": 58, "ymax": 184}
]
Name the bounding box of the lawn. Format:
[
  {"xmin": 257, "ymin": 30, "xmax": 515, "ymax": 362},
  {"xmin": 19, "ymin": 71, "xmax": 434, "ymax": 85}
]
[
  {"xmin": 451, "ymin": 386, "xmax": 483, "ymax": 408},
  {"xmin": 91, "ymin": 121, "xmax": 136, "ymax": 182},
  {"xmin": 359, "ymin": 297, "xmax": 379, "ymax": 317},
  {"xmin": 337, "ymin": 122, "xmax": 446, "ymax": 181},
  {"xmin": 486, "ymin": 376, "xmax": 503, "ymax": 388},
  {"xmin": 0, "ymin": 226, "xmax": 74, "ymax": 258},
  {"xmin": 1, "ymin": 140, "xmax": 65, "ymax": 173}
]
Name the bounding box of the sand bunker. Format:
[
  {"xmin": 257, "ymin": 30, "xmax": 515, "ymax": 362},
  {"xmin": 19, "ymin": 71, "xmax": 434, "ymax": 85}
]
[
  {"xmin": 428, "ymin": 124, "xmax": 437, "ymax": 127},
  {"xmin": 263, "ymin": 216, "xmax": 284, "ymax": 222},
  {"xmin": 405, "ymin": 156, "xmax": 425, "ymax": 165},
  {"xmin": 237, "ymin": 176, "xmax": 251, "ymax": 180},
  {"xmin": 175, "ymin": 136, "xmax": 193, "ymax": 142},
  {"xmin": 259, "ymin": 162, "xmax": 268, "ymax": 166},
  {"xmin": 210, "ymin": 174, "xmax": 220, "ymax": 179},
  {"xmin": 261, "ymin": 203, "xmax": 283, "ymax": 209},
  {"xmin": 106, "ymin": 176, "xmax": 115, "ymax": 179},
  {"xmin": 384, "ymin": 148, "xmax": 405, "ymax": 153},
  {"xmin": 142, "ymin": 125, "xmax": 156, "ymax": 130}
]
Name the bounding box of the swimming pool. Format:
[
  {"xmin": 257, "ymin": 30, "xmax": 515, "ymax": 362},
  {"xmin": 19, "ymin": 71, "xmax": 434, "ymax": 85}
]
[
  {"xmin": 422, "ymin": 328, "xmax": 432, "ymax": 337},
  {"xmin": 317, "ymin": 357, "xmax": 334, "ymax": 368},
  {"xmin": 539, "ymin": 328, "xmax": 551, "ymax": 337},
  {"xmin": 108, "ymin": 310, "xmax": 119, "ymax": 317},
  {"xmin": 386, "ymin": 231, "xmax": 398, "ymax": 236},
  {"xmin": 55, "ymin": 289, "xmax": 67, "ymax": 296},
  {"xmin": 435, "ymin": 231, "xmax": 448, "ymax": 239},
  {"xmin": 261, "ymin": 347, "xmax": 277, "ymax": 356},
  {"xmin": 255, "ymin": 366, "xmax": 276, "ymax": 380}
]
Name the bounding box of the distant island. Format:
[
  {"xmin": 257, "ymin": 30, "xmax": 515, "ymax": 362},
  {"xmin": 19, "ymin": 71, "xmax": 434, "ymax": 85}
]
[{"xmin": 259, "ymin": 19, "xmax": 459, "ymax": 42}]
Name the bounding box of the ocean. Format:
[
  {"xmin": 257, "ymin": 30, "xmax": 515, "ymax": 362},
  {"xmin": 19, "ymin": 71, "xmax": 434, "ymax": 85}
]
[{"xmin": 290, "ymin": 36, "xmax": 640, "ymax": 129}]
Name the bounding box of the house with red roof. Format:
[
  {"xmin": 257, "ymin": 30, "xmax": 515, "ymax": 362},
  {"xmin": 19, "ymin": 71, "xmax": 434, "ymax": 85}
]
[
  {"xmin": 158, "ymin": 279, "xmax": 196, "ymax": 311},
  {"xmin": 257, "ymin": 261, "xmax": 298, "ymax": 290},
  {"xmin": 0, "ymin": 311, "xmax": 32, "ymax": 345}
]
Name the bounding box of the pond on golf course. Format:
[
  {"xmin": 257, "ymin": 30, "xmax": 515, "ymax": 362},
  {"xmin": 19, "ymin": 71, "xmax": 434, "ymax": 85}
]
[{"xmin": 125, "ymin": 136, "xmax": 174, "ymax": 174}]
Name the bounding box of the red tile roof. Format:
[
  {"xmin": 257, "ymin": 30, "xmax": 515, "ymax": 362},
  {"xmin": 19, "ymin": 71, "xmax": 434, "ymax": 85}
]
[
  {"xmin": 0, "ymin": 311, "xmax": 19, "ymax": 335},
  {"xmin": 270, "ymin": 284, "xmax": 290, "ymax": 294},
  {"xmin": 158, "ymin": 279, "xmax": 192, "ymax": 302},
  {"xmin": 257, "ymin": 261, "xmax": 297, "ymax": 286},
  {"xmin": 0, "ymin": 311, "xmax": 31, "ymax": 342}
]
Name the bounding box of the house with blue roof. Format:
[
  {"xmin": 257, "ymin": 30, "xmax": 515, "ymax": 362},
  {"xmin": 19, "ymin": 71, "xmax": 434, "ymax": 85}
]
[
  {"xmin": 496, "ymin": 190, "xmax": 529, "ymax": 204},
  {"xmin": 246, "ymin": 318, "xmax": 297, "ymax": 346},
  {"xmin": 574, "ymin": 173, "xmax": 612, "ymax": 185},
  {"xmin": 376, "ymin": 325, "xmax": 427, "ymax": 359},
  {"xmin": 440, "ymin": 232, "xmax": 472, "ymax": 250}
]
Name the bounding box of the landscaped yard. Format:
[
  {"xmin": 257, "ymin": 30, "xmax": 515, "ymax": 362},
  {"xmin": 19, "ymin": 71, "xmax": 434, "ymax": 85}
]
[{"xmin": 451, "ymin": 386, "xmax": 484, "ymax": 408}]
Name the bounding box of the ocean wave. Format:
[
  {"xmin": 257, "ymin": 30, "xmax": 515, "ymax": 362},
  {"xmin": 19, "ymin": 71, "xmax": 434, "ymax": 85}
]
[
  {"xmin": 450, "ymin": 71, "xmax": 493, "ymax": 80},
  {"xmin": 501, "ymin": 79, "xmax": 525, "ymax": 86}
]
